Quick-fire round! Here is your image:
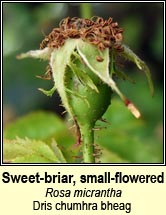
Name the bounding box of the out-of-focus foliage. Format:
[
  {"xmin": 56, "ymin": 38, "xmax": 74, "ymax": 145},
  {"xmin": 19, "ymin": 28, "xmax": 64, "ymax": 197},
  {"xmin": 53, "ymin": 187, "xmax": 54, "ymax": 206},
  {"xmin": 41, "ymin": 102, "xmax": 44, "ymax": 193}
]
[
  {"xmin": 4, "ymin": 138, "xmax": 67, "ymax": 163},
  {"xmin": 4, "ymin": 111, "xmax": 77, "ymax": 163},
  {"xmin": 97, "ymin": 99, "xmax": 162, "ymax": 163},
  {"xmin": 3, "ymin": 97, "xmax": 162, "ymax": 163},
  {"xmin": 3, "ymin": 3, "xmax": 163, "ymax": 163}
]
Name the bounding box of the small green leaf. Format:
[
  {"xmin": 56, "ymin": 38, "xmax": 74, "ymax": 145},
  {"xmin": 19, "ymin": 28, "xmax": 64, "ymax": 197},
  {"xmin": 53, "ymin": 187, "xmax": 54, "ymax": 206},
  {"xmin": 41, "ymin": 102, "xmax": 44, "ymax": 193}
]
[{"xmin": 3, "ymin": 137, "xmax": 66, "ymax": 163}]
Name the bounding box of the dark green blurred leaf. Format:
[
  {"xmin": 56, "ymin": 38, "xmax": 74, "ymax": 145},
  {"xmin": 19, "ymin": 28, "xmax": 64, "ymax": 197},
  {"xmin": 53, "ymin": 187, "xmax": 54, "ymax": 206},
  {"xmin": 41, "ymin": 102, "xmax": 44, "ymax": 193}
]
[
  {"xmin": 4, "ymin": 111, "xmax": 76, "ymax": 162},
  {"xmin": 4, "ymin": 111, "xmax": 70, "ymax": 140},
  {"xmin": 4, "ymin": 138, "xmax": 66, "ymax": 163},
  {"xmin": 100, "ymin": 148, "xmax": 129, "ymax": 163},
  {"xmin": 95, "ymin": 99, "xmax": 163, "ymax": 163}
]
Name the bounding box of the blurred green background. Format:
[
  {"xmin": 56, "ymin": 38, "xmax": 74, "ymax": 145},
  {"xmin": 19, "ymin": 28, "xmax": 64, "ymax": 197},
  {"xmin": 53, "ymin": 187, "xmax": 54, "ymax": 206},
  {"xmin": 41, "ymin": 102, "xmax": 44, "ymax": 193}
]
[{"xmin": 3, "ymin": 3, "xmax": 164, "ymax": 163}]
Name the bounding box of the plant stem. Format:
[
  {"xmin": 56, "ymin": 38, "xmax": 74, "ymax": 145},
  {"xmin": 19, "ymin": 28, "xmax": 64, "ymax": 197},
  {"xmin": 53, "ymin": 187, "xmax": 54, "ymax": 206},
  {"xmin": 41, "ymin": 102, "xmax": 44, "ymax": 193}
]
[
  {"xmin": 81, "ymin": 125, "xmax": 95, "ymax": 163},
  {"xmin": 80, "ymin": 3, "xmax": 92, "ymax": 18}
]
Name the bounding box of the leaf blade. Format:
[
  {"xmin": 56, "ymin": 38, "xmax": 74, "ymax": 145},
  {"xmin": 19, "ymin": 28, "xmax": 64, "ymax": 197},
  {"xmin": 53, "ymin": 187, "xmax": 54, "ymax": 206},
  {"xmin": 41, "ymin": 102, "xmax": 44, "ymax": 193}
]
[{"xmin": 3, "ymin": 137, "xmax": 66, "ymax": 163}]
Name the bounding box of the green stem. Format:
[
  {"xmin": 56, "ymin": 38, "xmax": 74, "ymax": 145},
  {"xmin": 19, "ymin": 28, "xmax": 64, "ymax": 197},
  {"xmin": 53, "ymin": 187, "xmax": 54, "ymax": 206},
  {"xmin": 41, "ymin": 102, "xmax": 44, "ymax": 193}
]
[
  {"xmin": 80, "ymin": 3, "xmax": 92, "ymax": 18},
  {"xmin": 81, "ymin": 125, "xmax": 95, "ymax": 163}
]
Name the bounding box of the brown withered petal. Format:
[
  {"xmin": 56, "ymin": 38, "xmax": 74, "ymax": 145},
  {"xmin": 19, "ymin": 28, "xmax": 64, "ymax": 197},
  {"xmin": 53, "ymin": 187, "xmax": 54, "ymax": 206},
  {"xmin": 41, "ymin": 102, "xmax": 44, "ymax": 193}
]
[{"xmin": 40, "ymin": 17, "xmax": 124, "ymax": 52}]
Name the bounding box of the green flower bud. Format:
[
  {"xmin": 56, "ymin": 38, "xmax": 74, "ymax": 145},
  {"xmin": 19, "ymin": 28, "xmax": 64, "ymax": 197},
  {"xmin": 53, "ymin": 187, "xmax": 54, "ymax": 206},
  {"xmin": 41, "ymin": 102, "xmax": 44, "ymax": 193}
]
[{"xmin": 17, "ymin": 17, "xmax": 154, "ymax": 163}]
